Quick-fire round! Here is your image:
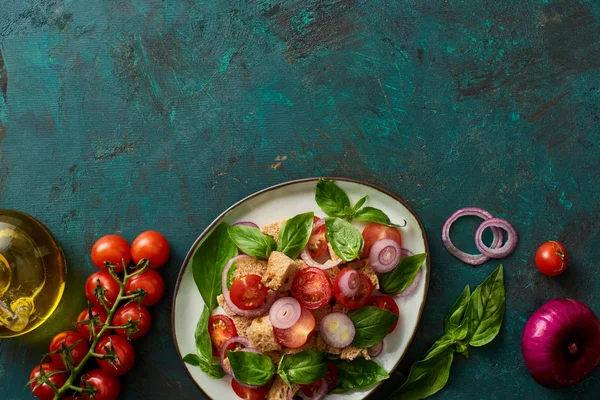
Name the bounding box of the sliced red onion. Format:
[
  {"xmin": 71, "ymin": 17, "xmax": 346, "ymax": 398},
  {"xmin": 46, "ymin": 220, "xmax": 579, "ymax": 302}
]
[
  {"xmin": 270, "ymin": 297, "xmax": 302, "ymax": 329},
  {"xmin": 367, "ymin": 341, "xmax": 384, "ymax": 357},
  {"xmin": 301, "ymin": 247, "xmax": 343, "ymax": 270},
  {"xmin": 232, "ymin": 221, "xmax": 259, "ymax": 228},
  {"xmin": 369, "ymin": 238, "xmax": 402, "ymax": 273},
  {"xmin": 475, "ymin": 217, "xmax": 518, "ymax": 258},
  {"xmin": 299, "ymin": 378, "xmax": 327, "ymax": 400},
  {"xmin": 336, "ymin": 269, "xmax": 360, "ymax": 297},
  {"xmin": 442, "ymin": 207, "xmax": 503, "ymax": 266},
  {"xmin": 219, "ymin": 336, "xmax": 252, "ymax": 376},
  {"xmin": 286, "ymin": 386, "xmax": 293, "ymax": 400},
  {"xmin": 313, "ymin": 218, "xmax": 325, "ymax": 231},
  {"xmin": 320, "ymin": 312, "xmax": 355, "ymax": 348}
]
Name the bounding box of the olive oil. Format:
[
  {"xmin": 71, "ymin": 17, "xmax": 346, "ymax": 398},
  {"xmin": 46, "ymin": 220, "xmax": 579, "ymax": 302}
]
[{"xmin": 0, "ymin": 210, "xmax": 66, "ymax": 338}]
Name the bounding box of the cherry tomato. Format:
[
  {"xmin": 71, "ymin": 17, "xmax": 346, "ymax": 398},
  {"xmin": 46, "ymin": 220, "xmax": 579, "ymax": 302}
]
[
  {"xmin": 333, "ymin": 268, "xmax": 373, "ymax": 310},
  {"xmin": 113, "ymin": 303, "xmax": 152, "ymax": 340},
  {"xmin": 49, "ymin": 330, "xmax": 90, "ymax": 370},
  {"xmin": 291, "ymin": 267, "xmax": 333, "ymax": 309},
  {"xmin": 125, "ymin": 269, "xmax": 164, "ymax": 306},
  {"xmin": 131, "ymin": 231, "xmax": 170, "ymax": 269},
  {"xmin": 231, "ymin": 379, "xmax": 270, "ymax": 400},
  {"xmin": 79, "ymin": 369, "xmax": 120, "ymax": 400},
  {"xmin": 77, "ymin": 307, "xmax": 110, "ymax": 341},
  {"xmin": 85, "ymin": 271, "xmax": 120, "ymax": 308},
  {"xmin": 535, "ymin": 241, "xmax": 569, "ymax": 276},
  {"xmin": 368, "ymin": 295, "xmax": 400, "ymax": 333},
  {"xmin": 29, "ymin": 363, "xmax": 67, "ymax": 400},
  {"xmin": 273, "ymin": 306, "xmax": 315, "ymax": 348},
  {"xmin": 208, "ymin": 315, "xmax": 238, "ymax": 356},
  {"xmin": 362, "ymin": 223, "xmax": 402, "ymax": 257},
  {"xmin": 229, "ymin": 275, "xmax": 268, "ymax": 310},
  {"xmin": 307, "ymin": 216, "xmax": 328, "ymax": 259},
  {"xmin": 91, "ymin": 235, "xmax": 130, "ymax": 272},
  {"xmin": 95, "ymin": 335, "xmax": 135, "ymax": 376}
]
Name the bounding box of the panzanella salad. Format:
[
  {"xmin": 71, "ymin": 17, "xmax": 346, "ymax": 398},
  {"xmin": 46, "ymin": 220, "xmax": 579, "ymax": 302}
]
[{"xmin": 184, "ymin": 179, "xmax": 427, "ymax": 400}]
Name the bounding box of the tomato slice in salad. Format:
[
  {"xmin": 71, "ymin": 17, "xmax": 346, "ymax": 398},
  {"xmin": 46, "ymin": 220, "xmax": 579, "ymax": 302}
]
[
  {"xmin": 307, "ymin": 216, "xmax": 328, "ymax": 259},
  {"xmin": 362, "ymin": 223, "xmax": 402, "ymax": 257},
  {"xmin": 273, "ymin": 306, "xmax": 316, "ymax": 348},
  {"xmin": 368, "ymin": 295, "xmax": 400, "ymax": 333},
  {"xmin": 229, "ymin": 274, "xmax": 268, "ymax": 310},
  {"xmin": 231, "ymin": 379, "xmax": 270, "ymax": 400},
  {"xmin": 208, "ymin": 315, "xmax": 238, "ymax": 356},
  {"xmin": 333, "ymin": 268, "xmax": 373, "ymax": 310},
  {"xmin": 291, "ymin": 267, "xmax": 333, "ymax": 309}
]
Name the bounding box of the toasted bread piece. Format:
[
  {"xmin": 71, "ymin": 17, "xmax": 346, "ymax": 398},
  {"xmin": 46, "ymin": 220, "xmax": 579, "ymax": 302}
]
[
  {"xmin": 247, "ymin": 315, "xmax": 282, "ymax": 352},
  {"xmin": 267, "ymin": 376, "xmax": 300, "ymax": 400},
  {"xmin": 332, "ymin": 303, "xmax": 349, "ymax": 314},
  {"xmin": 231, "ymin": 256, "xmax": 268, "ymax": 282},
  {"xmin": 264, "ymin": 251, "xmax": 299, "ymax": 291},
  {"xmin": 261, "ymin": 220, "xmax": 286, "ymax": 244},
  {"xmin": 340, "ymin": 346, "xmax": 370, "ymax": 361},
  {"xmin": 347, "ymin": 259, "xmax": 379, "ymax": 290},
  {"xmin": 216, "ymin": 294, "xmax": 253, "ymax": 337},
  {"xmin": 265, "ymin": 350, "xmax": 284, "ymax": 365},
  {"xmin": 315, "ymin": 334, "xmax": 342, "ymax": 355}
]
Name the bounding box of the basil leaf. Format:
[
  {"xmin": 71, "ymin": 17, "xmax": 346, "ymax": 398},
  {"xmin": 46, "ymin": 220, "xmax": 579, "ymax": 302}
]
[
  {"xmin": 466, "ymin": 265, "xmax": 505, "ymax": 347},
  {"xmin": 227, "ymin": 350, "xmax": 275, "ymax": 386},
  {"xmin": 277, "ymin": 351, "xmax": 327, "ymax": 387},
  {"xmin": 228, "ymin": 225, "xmax": 276, "ymax": 259},
  {"xmin": 352, "ymin": 195, "xmax": 368, "ymax": 214},
  {"xmin": 353, "ymin": 206, "xmax": 404, "ymax": 227},
  {"xmin": 325, "ymin": 217, "xmax": 364, "ymax": 261},
  {"xmin": 389, "ymin": 347, "xmax": 454, "ymax": 400},
  {"xmin": 315, "ymin": 178, "xmax": 351, "ymax": 218},
  {"xmin": 227, "ymin": 262, "xmax": 237, "ymax": 290},
  {"xmin": 332, "ymin": 358, "xmax": 389, "ymax": 393},
  {"xmin": 423, "ymin": 333, "xmax": 455, "ymax": 360},
  {"xmin": 444, "ymin": 285, "xmax": 471, "ymax": 341},
  {"xmin": 379, "ymin": 253, "xmax": 427, "ymax": 295},
  {"xmin": 192, "ymin": 223, "xmax": 238, "ymax": 310},
  {"xmin": 277, "ymin": 212, "xmax": 314, "ymax": 259},
  {"xmin": 198, "ymin": 359, "xmax": 226, "ymax": 379},
  {"xmin": 348, "ymin": 306, "xmax": 398, "ymax": 348},
  {"xmin": 183, "ymin": 354, "xmax": 201, "ymax": 366},
  {"xmin": 194, "ymin": 305, "xmax": 213, "ymax": 362}
]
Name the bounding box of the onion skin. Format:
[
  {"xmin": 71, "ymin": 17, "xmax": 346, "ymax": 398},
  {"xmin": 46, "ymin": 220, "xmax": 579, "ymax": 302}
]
[{"xmin": 522, "ymin": 298, "xmax": 600, "ymax": 389}]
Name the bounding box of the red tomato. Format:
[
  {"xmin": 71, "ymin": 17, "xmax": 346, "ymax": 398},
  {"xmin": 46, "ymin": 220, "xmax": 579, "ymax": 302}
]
[
  {"xmin": 113, "ymin": 303, "xmax": 152, "ymax": 340},
  {"xmin": 77, "ymin": 306, "xmax": 110, "ymax": 341},
  {"xmin": 535, "ymin": 241, "xmax": 569, "ymax": 276},
  {"xmin": 368, "ymin": 295, "xmax": 400, "ymax": 333},
  {"xmin": 29, "ymin": 363, "xmax": 67, "ymax": 400},
  {"xmin": 79, "ymin": 369, "xmax": 120, "ymax": 400},
  {"xmin": 231, "ymin": 379, "xmax": 270, "ymax": 400},
  {"xmin": 333, "ymin": 268, "xmax": 373, "ymax": 310},
  {"xmin": 308, "ymin": 216, "xmax": 328, "ymax": 259},
  {"xmin": 229, "ymin": 275, "xmax": 268, "ymax": 310},
  {"xmin": 49, "ymin": 330, "xmax": 90, "ymax": 370},
  {"xmin": 208, "ymin": 315, "xmax": 238, "ymax": 356},
  {"xmin": 273, "ymin": 306, "xmax": 315, "ymax": 348},
  {"xmin": 291, "ymin": 267, "xmax": 333, "ymax": 309},
  {"xmin": 95, "ymin": 335, "xmax": 135, "ymax": 376},
  {"xmin": 91, "ymin": 235, "xmax": 130, "ymax": 272},
  {"xmin": 362, "ymin": 223, "xmax": 402, "ymax": 257},
  {"xmin": 125, "ymin": 269, "xmax": 164, "ymax": 306},
  {"xmin": 85, "ymin": 271, "xmax": 120, "ymax": 308},
  {"xmin": 131, "ymin": 231, "xmax": 170, "ymax": 269}
]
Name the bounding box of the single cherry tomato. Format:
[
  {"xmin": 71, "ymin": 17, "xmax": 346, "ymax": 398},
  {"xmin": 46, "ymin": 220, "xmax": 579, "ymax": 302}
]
[
  {"xmin": 85, "ymin": 271, "xmax": 120, "ymax": 308},
  {"xmin": 29, "ymin": 363, "xmax": 67, "ymax": 400},
  {"xmin": 208, "ymin": 315, "xmax": 238, "ymax": 356},
  {"xmin": 229, "ymin": 274, "xmax": 268, "ymax": 310},
  {"xmin": 79, "ymin": 369, "xmax": 120, "ymax": 400},
  {"xmin": 362, "ymin": 223, "xmax": 402, "ymax": 257},
  {"xmin": 231, "ymin": 379, "xmax": 271, "ymax": 400},
  {"xmin": 333, "ymin": 268, "xmax": 373, "ymax": 310},
  {"xmin": 130, "ymin": 231, "xmax": 170, "ymax": 269},
  {"xmin": 95, "ymin": 335, "xmax": 135, "ymax": 376},
  {"xmin": 77, "ymin": 306, "xmax": 111, "ymax": 341},
  {"xmin": 49, "ymin": 330, "xmax": 90, "ymax": 370},
  {"xmin": 125, "ymin": 269, "xmax": 164, "ymax": 306},
  {"xmin": 307, "ymin": 216, "xmax": 328, "ymax": 259},
  {"xmin": 113, "ymin": 303, "xmax": 152, "ymax": 340},
  {"xmin": 291, "ymin": 267, "xmax": 333, "ymax": 309},
  {"xmin": 368, "ymin": 295, "xmax": 400, "ymax": 333},
  {"xmin": 91, "ymin": 235, "xmax": 130, "ymax": 272},
  {"xmin": 535, "ymin": 241, "xmax": 569, "ymax": 276},
  {"xmin": 273, "ymin": 306, "xmax": 315, "ymax": 348}
]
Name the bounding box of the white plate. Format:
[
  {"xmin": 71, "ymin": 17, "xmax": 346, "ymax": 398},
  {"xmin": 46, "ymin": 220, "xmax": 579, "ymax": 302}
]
[{"xmin": 172, "ymin": 178, "xmax": 430, "ymax": 400}]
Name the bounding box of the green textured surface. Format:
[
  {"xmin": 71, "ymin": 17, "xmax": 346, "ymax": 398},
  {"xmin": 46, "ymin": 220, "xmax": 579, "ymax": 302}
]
[{"xmin": 1, "ymin": 0, "xmax": 599, "ymax": 399}]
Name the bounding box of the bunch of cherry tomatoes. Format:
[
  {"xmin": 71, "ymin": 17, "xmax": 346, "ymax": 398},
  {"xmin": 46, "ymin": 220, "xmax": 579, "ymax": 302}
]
[{"xmin": 29, "ymin": 231, "xmax": 170, "ymax": 400}]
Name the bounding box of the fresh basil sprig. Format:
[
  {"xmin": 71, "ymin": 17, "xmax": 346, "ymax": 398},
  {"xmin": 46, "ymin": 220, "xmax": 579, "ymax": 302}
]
[
  {"xmin": 227, "ymin": 350, "xmax": 275, "ymax": 386},
  {"xmin": 347, "ymin": 306, "xmax": 398, "ymax": 348},
  {"xmin": 183, "ymin": 353, "xmax": 225, "ymax": 379},
  {"xmin": 331, "ymin": 357, "xmax": 389, "ymax": 393},
  {"xmin": 444, "ymin": 285, "xmax": 471, "ymax": 341},
  {"xmin": 228, "ymin": 225, "xmax": 277, "ymax": 259},
  {"xmin": 379, "ymin": 253, "xmax": 427, "ymax": 295},
  {"xmin": 465, "ymin": 265, "xmax": 505, "ymax": 346},
  {"xmin": 277, "ymin": 351, "xmax": 327, "ymax": 387},
  {"xmin": 325, "ymin": 217, "xmax": 364, "ymax": 261},
  {"xmin": 277, "ymin": 212, "xmax": 314, "ymax": 259}
]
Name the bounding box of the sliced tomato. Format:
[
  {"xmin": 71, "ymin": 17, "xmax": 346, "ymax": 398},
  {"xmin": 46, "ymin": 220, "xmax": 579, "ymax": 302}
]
[
  {"xmin": 333, "ymin": 268, "xmax": 373, "ymax": 310},
  {"xmin": 231, "ymin": 379, "xmax": 270, "ymax": 400},
  {"xmin": 308, "ymin": 216, "xmax": 328, "ymax": 259},
  {"xmin": 229, "ymin": 275, "xmax": 268, "ymax": 310},
  {"xmin": 273, "ymin": 306, "xmax": 315, "ymax": 348},
  {"xmin": 368, "ymin": 295, "xmax": 400, "ymax": 333},
  {"xmin": 291, "ymin": 267, "xmax": 333, "ymax": 309},
  {"xmin": 362, "ymin": 223, "xmax": 402, "ymax": 257},
  {"xmin": 208, "ymin": 315, "xmax": 238, "ymax": 356}
]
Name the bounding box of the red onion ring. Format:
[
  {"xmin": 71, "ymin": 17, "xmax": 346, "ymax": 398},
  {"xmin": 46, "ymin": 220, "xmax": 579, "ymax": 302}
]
[
  {"xmin": 337, "ymin": 269, "xmax": 360, "ymax": 297},
  {"xmin": 320, "ymin": 312, "xmax": 355, "ymax": 348},
  {"xmin": 442, "ymin": 207, "xmax": 503, "ymax": 266},
  {"xmin": 475, "ymin": 218, "xmax": 518, "ymax": 258},
  {"xmin": 300, "ymin": 247, "xmax": 343, "ymax": 270},
  {"xmin": 219, "ymin": 336, "xmax": 252, "ymax": 376},
  {"xmin": 269, "ymin": 297, "xmax": 302, "ymax": 329},
  {"xmin": 286, "ymin": 386, "xmax": 293, "ymax": 400},
  {"xmin": 299, "ymin": 378, "xmax": 327, "ymax": 400},
  {"xmin": 367, "ymin": 341, "xmax": 384, "ymax": 357},
  {"xmin": 222, "ymin": 255, "xmax": 276, "ymax": 317},
  {"xmin": 313, "ymin": 218, "xmax": 325, "ymax": 231},
  {"xmin": 369, "ymin": 238, "xmax": 402, "ymax": 273},
  {"xmin": 232, "ymin": 221, "xmax": 259, "ymax": 228}
]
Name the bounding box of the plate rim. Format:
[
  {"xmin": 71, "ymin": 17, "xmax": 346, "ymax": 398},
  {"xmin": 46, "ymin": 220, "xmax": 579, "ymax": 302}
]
[{"xmin": 171, "ymin": 177, "xmax": 431, "ymax": 399}]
